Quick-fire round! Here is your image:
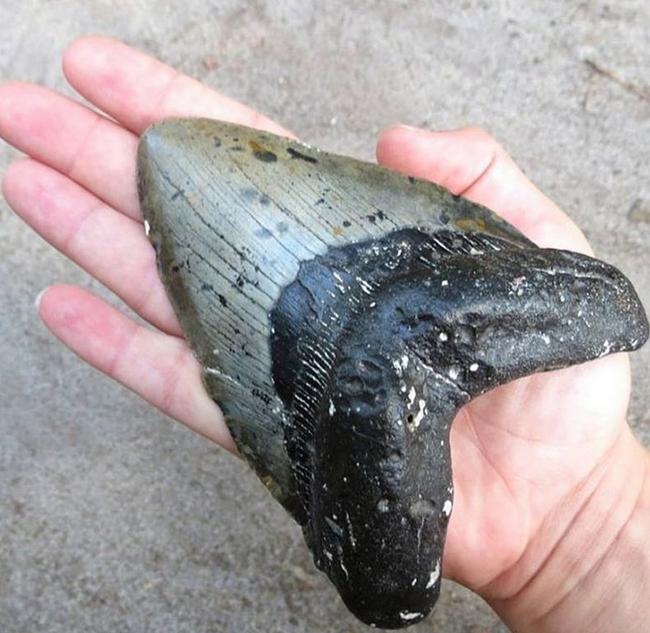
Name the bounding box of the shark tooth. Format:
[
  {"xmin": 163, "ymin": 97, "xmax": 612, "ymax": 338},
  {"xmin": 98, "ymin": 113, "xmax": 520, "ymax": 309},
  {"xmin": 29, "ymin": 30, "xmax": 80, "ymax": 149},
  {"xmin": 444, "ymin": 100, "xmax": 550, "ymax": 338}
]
[{"xmin": 137, "ymin": 118, "xmax": 648, "ymax": 629}]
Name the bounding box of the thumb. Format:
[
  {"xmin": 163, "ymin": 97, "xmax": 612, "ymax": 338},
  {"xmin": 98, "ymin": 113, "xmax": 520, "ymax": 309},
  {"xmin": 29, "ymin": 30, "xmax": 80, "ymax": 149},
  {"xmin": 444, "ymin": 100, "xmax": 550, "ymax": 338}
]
[{"xmin": 376, "ymin": 125, "xmax": 591, "ymax": 254}]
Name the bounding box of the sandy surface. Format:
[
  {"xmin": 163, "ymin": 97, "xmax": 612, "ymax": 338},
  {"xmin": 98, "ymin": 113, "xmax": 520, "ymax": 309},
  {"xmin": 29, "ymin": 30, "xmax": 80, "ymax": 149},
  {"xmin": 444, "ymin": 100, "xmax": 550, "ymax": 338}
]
[{"xmin": 1, "ymin": 2, "xmax": 649, "ymax": 631}]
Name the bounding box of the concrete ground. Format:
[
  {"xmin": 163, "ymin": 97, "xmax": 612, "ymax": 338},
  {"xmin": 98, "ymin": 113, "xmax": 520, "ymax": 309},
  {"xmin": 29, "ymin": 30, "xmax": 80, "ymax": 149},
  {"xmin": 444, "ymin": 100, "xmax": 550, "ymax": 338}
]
[{"xmin": 1, "ymin": 2, "xmax": 649, "ymax": 632}]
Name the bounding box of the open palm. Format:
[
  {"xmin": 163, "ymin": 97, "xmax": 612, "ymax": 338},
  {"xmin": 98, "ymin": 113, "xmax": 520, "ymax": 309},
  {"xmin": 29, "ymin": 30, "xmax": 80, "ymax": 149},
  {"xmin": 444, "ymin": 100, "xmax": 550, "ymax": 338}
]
[{"xmin": 0, "ymin": 37, "xmax": 634, "ymax": 608}]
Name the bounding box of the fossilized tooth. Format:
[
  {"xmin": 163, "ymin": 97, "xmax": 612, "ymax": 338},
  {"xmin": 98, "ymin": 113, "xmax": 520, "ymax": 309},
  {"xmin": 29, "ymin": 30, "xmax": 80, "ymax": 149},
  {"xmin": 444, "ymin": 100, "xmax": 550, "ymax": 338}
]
[{"xmin": 137, "ymin": 118, "xmax": 648, "ymax": 629}]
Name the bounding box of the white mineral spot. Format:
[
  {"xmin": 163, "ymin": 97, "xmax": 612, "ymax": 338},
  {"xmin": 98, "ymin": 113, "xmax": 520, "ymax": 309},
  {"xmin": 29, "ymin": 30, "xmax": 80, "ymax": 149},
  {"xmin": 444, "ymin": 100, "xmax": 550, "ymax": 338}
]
[
  {"xmin": 392, "ymin": 359, "xmax": 403, "ymax": 377},
  {"xmin": 357, "ymin": 277, "xmax": 374, "ymax": 294},
  {"xmin": 369, "ymin": 301, "xmax": 377, "ymax": 308},
  {"xmin": 144, "ymin": 220, "xmax": 150, "ymax": 236},
  {"xmin": 600, "ymin": 340, "xmax": 614, "ymax": 357},
  {"xmin": 401, "ymin": 355, "xmax": 409, "ymax": 369},
  {"xmin": 426, "ymin": 560, "xmax": 441, "ymax": 588},
  {"xmin": 469, "ymin": 362, "xmax": 479, "ymax": 372},
  {"xmin": 540, "ymin": 334, "xmax": 551, "ymax": 345},
  {"xmin": 411, "ymin": 577, "xmax": 418, "ymax": 587},
  {"xmin": 448, "ymin": 366, "xmax": 460, "ymax": 380},
  {"xmin": 439, "ymin": 332, "xmax": 448, "ymax": 342},
  {"xmin": 340, "ymin": 561, "xmax": 349, "ymax": 578},
  {"xmin": 469, "ymin": 247, "xmax": 483, "ymax": 255},
  {"xmin": 400, "ymin": 612, "xmax": 422, "ymax": 622},
  {"xmin": 329, "ymin": 400, "xmax": 336, "ymax": 416},
  {"xmin": 443, "ymin": 499, "xmax": 453, "ymax": 516},
  {"xmin": 346, "ymin": 512, "xmax": 357, "ymax": 548},
  {"xmin": 212, "ymin": 348, "xmax": 220, "ymax": 355},
  {"xmin": 407, "ymin": 386, "xmax": 416, "ymax": 408},
  {"xmin": 376, "ymin": 498, "xmax": 390, "ymax": 513},
  {"xmin": 413, "ymin": 400, "xmax": 426, "ymax": 427},
  {"xmin": 325, "ymin": 550, "xmax": 333, "ymax": 561},
  {"xmin": 441, "ymin": 279, "xmax": 449, "ymax": 287}
]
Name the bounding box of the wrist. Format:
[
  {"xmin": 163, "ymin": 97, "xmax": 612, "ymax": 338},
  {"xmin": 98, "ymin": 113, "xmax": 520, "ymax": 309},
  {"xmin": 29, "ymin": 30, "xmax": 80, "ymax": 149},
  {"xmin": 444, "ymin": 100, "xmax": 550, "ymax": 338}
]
[{"xmin": 485, "ymin": 425, "xmax": 649, "ymax": 633}]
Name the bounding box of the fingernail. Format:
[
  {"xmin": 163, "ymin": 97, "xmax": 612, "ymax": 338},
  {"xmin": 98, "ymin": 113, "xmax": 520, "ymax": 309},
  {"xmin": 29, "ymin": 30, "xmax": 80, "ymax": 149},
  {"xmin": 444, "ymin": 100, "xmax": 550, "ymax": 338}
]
[{"xmin": 34, "ymin": 288, "xmax": 48, "ymax": 312}]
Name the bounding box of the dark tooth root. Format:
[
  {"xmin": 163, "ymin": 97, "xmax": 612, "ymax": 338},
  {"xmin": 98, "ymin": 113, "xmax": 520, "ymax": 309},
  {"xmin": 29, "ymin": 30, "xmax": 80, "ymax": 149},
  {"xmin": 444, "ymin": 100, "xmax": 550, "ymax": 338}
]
[{"xmin": 270, "ymin": 227, "xmax": 648, "ymax": 627}]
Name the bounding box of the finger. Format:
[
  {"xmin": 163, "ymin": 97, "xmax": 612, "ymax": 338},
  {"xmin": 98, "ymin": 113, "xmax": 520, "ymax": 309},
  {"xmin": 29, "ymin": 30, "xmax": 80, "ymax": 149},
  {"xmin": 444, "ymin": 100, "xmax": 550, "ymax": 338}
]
[
  {"xmin": 63, "ymin": 36, "xmax": 293, "ymax": 137},
  {"xmin": 376, "ymin": 125, "xmax": 591, "ymax": 254},
  {"xmin": 3, "ymin": 158, "xmax": 180, "ymax": 335},
  {"xmin": 0, "ymin": 82, "xmax": 141, "ymax": 220},
  {"xmin": 37, "ymin": 284, "xmax": 235, "ymax": 451}
]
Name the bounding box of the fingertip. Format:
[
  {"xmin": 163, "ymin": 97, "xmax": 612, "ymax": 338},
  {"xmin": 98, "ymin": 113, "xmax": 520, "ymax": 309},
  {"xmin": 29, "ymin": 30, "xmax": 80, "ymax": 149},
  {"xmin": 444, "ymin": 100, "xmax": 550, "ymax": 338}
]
[
  {"xmin": 376, "ymin": 123, "xmax": 437, "ymax": 176},
  {"xmin": 1, "ymin": 158, "xmax": 28, "ymax": 200},
  {"xmin": 3, "ymin": 155, "xmax": 41, "ymax": 185},
  {"xmin": 377, "ymin": 123, "xmax": 497, "ymax": 196},
  {"xmin": 36, "ymin": 284, "xmax": 89, "ymax": 330},
  {"xmin": 376, "ymin": 123, "xmax": 413, "ymax": 163},
  {"xmin": 63, "ymin": 34, "xmax": 114, "ymax": 65},
  {"xmin": 34, "ymin": 287, "xmax": 49, "ymax": 315},
  {"xmin": 63, "ymin": 35, "xmax": 126, "ymax": 88},
  {"xmin": 35, "ymin": 284, "xmax": 77, "ymax": 330},
  {"xmin": 377, "ymin": 123, "xmax": 421, "ymax": 139},
  {"xmin": 62, "ymin": 35, "xmax": 103, "ymax": 82}
]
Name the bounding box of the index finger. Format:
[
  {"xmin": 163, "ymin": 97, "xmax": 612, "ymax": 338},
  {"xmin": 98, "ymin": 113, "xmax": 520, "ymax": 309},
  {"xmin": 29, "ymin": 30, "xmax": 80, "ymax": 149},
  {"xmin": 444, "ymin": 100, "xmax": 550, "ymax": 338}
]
[{"xmin": 63, "ymin": 36, "xmax": 293, "ymax": 138}]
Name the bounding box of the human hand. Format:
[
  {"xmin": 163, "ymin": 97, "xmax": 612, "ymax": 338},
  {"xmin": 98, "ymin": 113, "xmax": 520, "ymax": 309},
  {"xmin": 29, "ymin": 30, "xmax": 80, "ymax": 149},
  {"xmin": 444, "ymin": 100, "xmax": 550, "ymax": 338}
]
[{"xmin": 1, "ymin": 36, "xmax": 647, "ymax": 633}]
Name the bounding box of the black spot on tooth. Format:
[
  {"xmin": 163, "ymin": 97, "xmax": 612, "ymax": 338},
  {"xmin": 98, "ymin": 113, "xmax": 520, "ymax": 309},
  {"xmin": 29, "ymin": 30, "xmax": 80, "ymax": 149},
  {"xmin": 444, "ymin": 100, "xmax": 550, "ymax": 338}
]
[
  {"xmin": 253, "ymin": 149, "xmax": 277, "ymax": 162},
  {"xmin": 249, "ymin": 139, "xmax": 278, "ymax": 162},
  {"xmin": 287, "ymin": 147, "xmax": 318, "ymax": 163}
]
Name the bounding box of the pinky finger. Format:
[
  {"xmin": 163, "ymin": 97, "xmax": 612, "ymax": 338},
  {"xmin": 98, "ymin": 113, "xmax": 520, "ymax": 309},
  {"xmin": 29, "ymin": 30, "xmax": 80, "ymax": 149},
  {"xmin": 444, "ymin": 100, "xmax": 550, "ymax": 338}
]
[{"xmin": 37, "ymin": 284, "xmax": 235, "ymax": 452}]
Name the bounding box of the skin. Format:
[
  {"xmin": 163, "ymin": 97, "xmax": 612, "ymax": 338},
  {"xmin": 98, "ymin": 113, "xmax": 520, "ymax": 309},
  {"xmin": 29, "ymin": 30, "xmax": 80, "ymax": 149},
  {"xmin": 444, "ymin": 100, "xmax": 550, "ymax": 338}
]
[{"xmin": 1, "ymin": 36, "xmax": 648, "ymax": 633}]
